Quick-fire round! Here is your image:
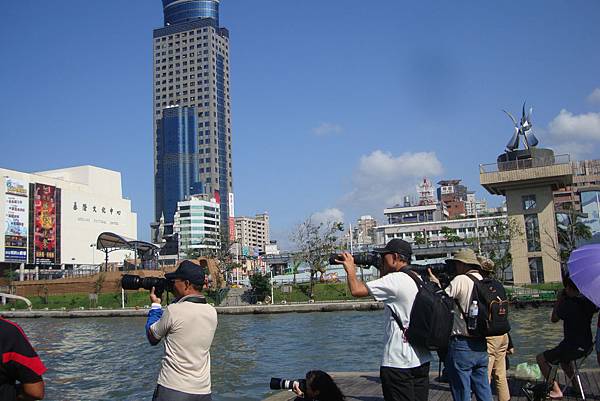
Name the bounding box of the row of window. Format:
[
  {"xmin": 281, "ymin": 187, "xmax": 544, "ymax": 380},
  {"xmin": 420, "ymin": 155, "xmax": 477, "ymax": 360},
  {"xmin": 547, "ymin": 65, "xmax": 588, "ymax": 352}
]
[{"xmin": 155, "ymin": 29, "xmax": 228, "ymax": 46}]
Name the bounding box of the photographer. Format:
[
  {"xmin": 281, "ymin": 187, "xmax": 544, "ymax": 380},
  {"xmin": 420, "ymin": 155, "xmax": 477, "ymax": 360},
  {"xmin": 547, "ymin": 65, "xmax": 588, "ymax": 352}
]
[
  {"xmin": 145, "ymin": 261, "xmax": 218, "ymax": 401},
  {"xmin": 337, "ymin": 239, "xmax": 432, "ymax": 401},
  {"xmin": 439, "ymin": 249, "xmax": 492, "ymax": 401},
  {"xmin": 291, "ymin": 370, "xmax": 346, "ymax": 401},
  {"xmin": 535, "ymin": 277, "xmax": 597, "ymax": 399}
]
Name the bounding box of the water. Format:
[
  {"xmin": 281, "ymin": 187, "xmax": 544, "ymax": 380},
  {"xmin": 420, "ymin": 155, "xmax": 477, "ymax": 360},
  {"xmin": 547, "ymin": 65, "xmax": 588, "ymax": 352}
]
[{"xmin": 11, "ymin": 307, "xmax": 596, "ymax": 401}]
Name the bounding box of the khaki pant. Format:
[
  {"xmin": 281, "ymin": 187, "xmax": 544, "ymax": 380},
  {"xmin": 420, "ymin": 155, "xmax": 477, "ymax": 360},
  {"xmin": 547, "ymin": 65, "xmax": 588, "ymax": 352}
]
[{"xmin": 487, "ymin": 334, "xmax": 510, "ymax": 401}]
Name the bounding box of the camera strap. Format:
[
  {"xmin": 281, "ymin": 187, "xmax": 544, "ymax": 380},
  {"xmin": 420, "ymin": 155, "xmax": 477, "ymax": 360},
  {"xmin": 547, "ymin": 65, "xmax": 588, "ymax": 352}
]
[{"xmin": 181, "ymin": 296, "xmax": 207, "ymax": 304}]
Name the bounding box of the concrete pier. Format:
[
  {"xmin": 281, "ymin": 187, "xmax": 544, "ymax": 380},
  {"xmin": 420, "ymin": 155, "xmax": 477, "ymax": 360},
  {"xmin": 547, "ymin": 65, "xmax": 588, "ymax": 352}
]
[
  {"xmin": 262, "ymin": 370, "xmax": 600, "ymax": 401},
  {"xmin": 0, "ymin": 300, "xmax": 383, "ymax": 318}
]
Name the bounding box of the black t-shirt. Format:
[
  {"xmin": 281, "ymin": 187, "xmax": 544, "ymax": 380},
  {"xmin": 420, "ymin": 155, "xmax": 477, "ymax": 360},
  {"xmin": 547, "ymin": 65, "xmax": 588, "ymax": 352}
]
[
  {"xmin": 556, "ymin": 295, "xmax": 598, "ymax": 348},
  {"xmin": 0, "ymin": 318, "xmax": 47, "ymax": 401}
]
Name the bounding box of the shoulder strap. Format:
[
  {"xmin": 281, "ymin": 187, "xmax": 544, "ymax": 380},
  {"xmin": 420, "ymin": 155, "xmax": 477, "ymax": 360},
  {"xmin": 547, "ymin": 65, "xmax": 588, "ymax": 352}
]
[
  {"xmin": 386, "ymin": 305, "xmax": 406, "ymax": 332},
  {"xmin": 465, "ymin": 272, "xmax": 479, "ymax": 283}
]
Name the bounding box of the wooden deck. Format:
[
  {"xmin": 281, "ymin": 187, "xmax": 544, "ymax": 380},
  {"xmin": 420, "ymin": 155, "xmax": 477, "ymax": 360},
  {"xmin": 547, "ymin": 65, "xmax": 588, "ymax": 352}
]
[{"xmin": 263, "ymin": 369, "xmax": 600, "ymax": 401}]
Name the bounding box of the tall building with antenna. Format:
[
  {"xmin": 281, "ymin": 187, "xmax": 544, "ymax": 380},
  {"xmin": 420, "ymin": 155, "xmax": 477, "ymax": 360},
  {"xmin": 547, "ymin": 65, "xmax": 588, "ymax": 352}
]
[{"xmin": 152, "ymin": 0, "xmax": 234, "ymax": 241}]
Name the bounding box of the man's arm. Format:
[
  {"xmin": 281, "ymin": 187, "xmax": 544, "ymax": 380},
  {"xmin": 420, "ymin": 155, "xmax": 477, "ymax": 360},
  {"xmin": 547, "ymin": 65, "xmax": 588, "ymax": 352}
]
[
  {"xmin": 17, "ymin": 381, "xmax": 45, "ymax": 400},
  {"xmin": 338, "ymin": 252, "xmax": 370, "ymax": 297},
  {"xmin": 146, "ymin": 287, "xmax": 164, "ymax": 345},
  {"xmin": 550, "ymin": 290, "xmax": 565, "ymax": 323}
]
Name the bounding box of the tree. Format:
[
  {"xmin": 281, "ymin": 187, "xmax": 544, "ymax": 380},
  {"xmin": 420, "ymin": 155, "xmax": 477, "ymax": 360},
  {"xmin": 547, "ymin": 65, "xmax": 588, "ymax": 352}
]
[
  {"xmin": 413, "ymin": 232, "xmax": 426, "ymax": 245},
  {"xmin": 290, "ymin": 258, "xmax": 302, "ymax": 285},
  {"xmin": 290, "ymin": 217, "xmax": 344, "ymax": 299},
  {"xmin": 249, "ymin": 272, "xmax": 271, "ymax": 302},
  {"xmin": 479, "ymin": 218, "xmax": 522, "ymax": 282},
  {"xmin": 441, "ymin": 226, "xmax": 461, "ymax": 243},
  {"xmin": 555, "ymin": 206, "xmax": 593, "ymax": 262}
]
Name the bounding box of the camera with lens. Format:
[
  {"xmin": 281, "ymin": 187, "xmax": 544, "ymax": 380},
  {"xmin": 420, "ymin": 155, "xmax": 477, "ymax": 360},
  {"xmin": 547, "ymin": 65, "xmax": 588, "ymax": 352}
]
[
  {"xmin": 329, "ymin": 252, "xmax": 383, "ymax": 269},
  {"xmin": 270, "ymin": 377, "xmax": 306, "ymax": 393},
  {"xmin": 121, "ymin": 274, "xmax": 173, "ymax": 298},
  {"xmin": 409, "ymin": 262, "xmax": 455, "ymax": 288}
]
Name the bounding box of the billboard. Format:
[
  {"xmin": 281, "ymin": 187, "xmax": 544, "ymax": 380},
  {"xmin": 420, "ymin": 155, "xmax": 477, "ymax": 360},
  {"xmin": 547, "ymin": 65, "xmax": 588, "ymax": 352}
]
[
  {"xmin": 31, "ymin": 184, "xmax": 61, "ymax": 265},
  {"xmin": 4, "ymin": 178, "xmax": 29, "ymax": 262}
]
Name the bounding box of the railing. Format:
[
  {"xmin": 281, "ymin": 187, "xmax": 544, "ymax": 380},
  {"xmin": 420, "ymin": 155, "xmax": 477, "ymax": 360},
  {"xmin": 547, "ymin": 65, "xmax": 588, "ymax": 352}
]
[{"xmin": 479, "ymin": 154, "xmax": 570, "ymax": 174}]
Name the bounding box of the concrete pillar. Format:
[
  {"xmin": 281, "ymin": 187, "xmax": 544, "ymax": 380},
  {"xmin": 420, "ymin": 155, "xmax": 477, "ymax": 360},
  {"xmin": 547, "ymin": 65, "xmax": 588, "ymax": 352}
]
[
  {"xmin": 19, "ymin": 263, "xmax": 25, "ymax": 281},
  {"xmin": 34, "ymin": 266, "xmax": 39, "ymax": 281}
]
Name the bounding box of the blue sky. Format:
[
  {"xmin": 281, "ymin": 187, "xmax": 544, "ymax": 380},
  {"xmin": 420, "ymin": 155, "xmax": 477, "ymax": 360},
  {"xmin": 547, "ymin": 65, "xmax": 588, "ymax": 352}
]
[{"xmin": 2, "ymin": 1, "xmax": 600, "ymax": 246}]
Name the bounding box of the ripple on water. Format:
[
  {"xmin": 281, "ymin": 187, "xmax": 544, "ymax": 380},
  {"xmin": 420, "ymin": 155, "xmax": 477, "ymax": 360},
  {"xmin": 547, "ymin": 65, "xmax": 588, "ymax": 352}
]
[{"xmin": 12, "ymin": 307, "xmax": 594, "ymax": 401}]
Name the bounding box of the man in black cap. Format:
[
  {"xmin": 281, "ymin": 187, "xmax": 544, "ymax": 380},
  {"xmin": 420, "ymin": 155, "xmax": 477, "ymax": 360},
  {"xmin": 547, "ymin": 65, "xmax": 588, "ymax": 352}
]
[
  {"xmin": 336, "ymin": 239, "xmax": 432, "ymax": 401},
  {"xmin": 145, "ymin": 260, "xmax": 218, "ymax": 401}
]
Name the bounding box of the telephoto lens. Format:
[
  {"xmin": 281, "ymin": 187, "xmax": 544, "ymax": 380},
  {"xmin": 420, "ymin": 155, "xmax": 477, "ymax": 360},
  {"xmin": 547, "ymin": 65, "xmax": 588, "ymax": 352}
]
[
  {"xmin": 121, "ymin": 274, "xmax": 172, "ymax": 297},
  {"xmin": 328, "ymin": 252, "xmax": 383, "ymax": 269},
  {"xmin": 269, "ymin": 377, "xmax": 306, "ymax": 393}
]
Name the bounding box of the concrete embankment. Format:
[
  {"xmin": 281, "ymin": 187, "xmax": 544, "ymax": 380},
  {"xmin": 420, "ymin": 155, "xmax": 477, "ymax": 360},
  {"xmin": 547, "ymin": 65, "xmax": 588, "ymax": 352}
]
[{"xmin": 0, "ymin": 301, "xmax": 383, "ymax": 319}]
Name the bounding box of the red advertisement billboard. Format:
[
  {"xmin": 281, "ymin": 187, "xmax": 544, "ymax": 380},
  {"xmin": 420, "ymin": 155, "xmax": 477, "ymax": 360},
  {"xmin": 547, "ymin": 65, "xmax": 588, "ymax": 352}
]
[{"xmin": 33, "ymin": 184, "xmax": 60, "ymax": 264}]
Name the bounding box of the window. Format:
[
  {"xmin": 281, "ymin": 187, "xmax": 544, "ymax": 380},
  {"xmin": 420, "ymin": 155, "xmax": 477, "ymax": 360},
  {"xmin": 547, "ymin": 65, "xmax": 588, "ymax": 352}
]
[
  {"xmin": 525, "ymin": 214, "xmax": 541, "ymax": 252},
  {"xmin": 522, "ymin": 195, "xmax": 537, "ymax": 210},
  {"xmin": 529, "ymin": 257, "xmax": 544, "ymax": 284}
]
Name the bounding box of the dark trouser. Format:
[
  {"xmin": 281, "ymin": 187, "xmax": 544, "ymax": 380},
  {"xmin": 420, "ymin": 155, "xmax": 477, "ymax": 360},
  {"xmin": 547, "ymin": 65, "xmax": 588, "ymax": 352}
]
[
  {"xmin": 152, "ymin": 385, "xmax": 212, "ymax": 401},
  {"xmin": 380, "ymin": 362, "xmax": 430, "ymax": 401}
]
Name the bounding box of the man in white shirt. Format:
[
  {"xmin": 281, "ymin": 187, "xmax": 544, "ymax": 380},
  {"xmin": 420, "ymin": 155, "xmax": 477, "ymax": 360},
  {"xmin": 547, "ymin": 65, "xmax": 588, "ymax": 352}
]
[
  {"xmin": 337, "ymin": 239, "xmax": 433, "ymax": 401},
  {"xmin": 146, "ymin": 261, "xmax": 218, "ymax": 401}
]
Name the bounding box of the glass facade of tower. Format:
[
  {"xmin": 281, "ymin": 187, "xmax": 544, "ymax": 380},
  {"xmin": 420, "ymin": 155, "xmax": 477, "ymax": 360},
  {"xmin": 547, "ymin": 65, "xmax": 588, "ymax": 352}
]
[
  {"xmin": 153, "ymin": 0, "xmax": 233, "ymax": 241},
  {"xmin": 155, "ymin": 107, "xmax": 202, "ymax": 224},
  {"xmin": 162, "ymin": 0, "xmax": 219, "ymax": 26}
]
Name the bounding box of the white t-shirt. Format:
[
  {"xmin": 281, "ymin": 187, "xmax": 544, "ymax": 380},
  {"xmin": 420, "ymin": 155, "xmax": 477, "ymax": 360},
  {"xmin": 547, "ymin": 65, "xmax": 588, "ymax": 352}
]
[
  {"xmin": 150, "ymin": 296, "xmax": 218, "ymax": 395},
  {"xmin": 366, "ymin": 271, "xmax": 433, "ymax": 369}
]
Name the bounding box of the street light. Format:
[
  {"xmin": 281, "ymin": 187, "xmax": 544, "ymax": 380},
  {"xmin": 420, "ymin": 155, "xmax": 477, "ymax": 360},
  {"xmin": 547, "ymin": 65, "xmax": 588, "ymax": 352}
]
[{"xmin": 90, "ymin": 244, "xmax": 96, "ymax": 265}]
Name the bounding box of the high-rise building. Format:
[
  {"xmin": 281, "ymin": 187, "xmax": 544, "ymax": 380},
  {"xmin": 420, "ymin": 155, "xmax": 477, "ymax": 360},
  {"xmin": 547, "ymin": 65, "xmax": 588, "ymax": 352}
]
[
  {"xmin": 174, "ymin": 194, "xmax": 220, "ymax": 258},
  {"xmin": 234, "ymin": 213, "xmax": 270, "ymax": 255},
  {"xmin": 153, "ymin": 0, "xmax": 233, "ymax": 239}
]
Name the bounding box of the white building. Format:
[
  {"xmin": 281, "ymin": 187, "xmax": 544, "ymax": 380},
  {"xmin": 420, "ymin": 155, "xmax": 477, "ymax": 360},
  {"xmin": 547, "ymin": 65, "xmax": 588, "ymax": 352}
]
[
  {"xmin": 173, "ymin": 195, "xmax": 220, "ymax": 258},
  {"xmin": 0, "ymin": 166, "xmax": 137, "ymax": 267},
  {"xmin": 234, "ymin": 212, "xmax": 270, "ymax": 256}
]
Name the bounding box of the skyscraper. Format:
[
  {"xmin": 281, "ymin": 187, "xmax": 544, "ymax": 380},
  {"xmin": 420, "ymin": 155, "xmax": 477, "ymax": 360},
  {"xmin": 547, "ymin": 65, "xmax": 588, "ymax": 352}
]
[{"xmin": 153, "ymin": 0, "xmax": 233, "ymax": 240}]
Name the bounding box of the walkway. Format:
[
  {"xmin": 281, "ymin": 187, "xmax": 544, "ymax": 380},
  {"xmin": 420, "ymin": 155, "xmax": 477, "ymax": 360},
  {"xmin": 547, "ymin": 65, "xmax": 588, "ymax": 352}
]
[{"xmin": 262, "ymin": 369, "xmax": 600, "ymax": 401}]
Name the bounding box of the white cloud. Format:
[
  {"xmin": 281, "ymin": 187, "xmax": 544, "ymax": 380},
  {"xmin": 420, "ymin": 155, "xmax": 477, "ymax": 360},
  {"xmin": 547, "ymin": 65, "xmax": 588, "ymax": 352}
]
[
  {"xmin": 548, "ymin": 109, "xmax": 600, "ymax": 140},
  {"xmin": 311, "ymin": 208, "xmax": 345, "ymax": 225},
  {"xmin": 341, "ymin": 150, "xmax": 444, "ymax": 215},
  {"xmin": 587, "ymin": 88, "xmax": 600, "ymax": 104},
  {"xmin": 312, "ymin": 122, "xmax": 343, "ymax": 136},
  {"xmin": 546, "ymin": 109, "xmax": 600, "ymax": 160}
]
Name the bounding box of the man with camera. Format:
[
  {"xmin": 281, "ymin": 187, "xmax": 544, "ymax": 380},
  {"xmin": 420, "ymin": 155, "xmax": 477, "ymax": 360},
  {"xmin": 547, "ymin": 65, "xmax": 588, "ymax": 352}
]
[
  {"xmin": 440, "ymin": 249, "xmax": 492, "ymax": 401},
  {"xmin": 337, "ymin": 238, "xmax": 432, "ymax": 401},
  {"xmin": 145, "ymin": 260, "xmax": 218, "ymax": 401}
]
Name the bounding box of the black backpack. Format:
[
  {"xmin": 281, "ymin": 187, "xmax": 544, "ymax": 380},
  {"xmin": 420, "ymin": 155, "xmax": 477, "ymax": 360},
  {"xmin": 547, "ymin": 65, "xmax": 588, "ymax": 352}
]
[
  {"xmin": 465, "ymin": 273, "xmax": 510, "ymax": 337},
  {"xmin": 388, "ymin": 270, "xmax": 454, "ymax": 351}
]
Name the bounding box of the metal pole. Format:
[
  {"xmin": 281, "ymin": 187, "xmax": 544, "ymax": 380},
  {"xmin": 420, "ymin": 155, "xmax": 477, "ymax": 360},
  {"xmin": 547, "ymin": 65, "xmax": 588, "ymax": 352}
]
[
  {"xmin": 349, "ymin": 223, "xmax": 353, "ymax": 253},
  {"xmin": 475, "ymin": 203, "xmax": 482, "ymax": 254},
  {"xmin": 121, "ymin": 288, "xmax": 125, "ymax": 309},
  {"xmin": 270, "ymin": 267, "xmax": 274, "ymax": 304}
]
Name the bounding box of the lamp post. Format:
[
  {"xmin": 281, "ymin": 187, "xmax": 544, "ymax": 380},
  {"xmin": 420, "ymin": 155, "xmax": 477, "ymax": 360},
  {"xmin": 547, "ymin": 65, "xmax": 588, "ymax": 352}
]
[{"xmin": 90, "ymin": 243, "xmax": 96, "ymax": 265}]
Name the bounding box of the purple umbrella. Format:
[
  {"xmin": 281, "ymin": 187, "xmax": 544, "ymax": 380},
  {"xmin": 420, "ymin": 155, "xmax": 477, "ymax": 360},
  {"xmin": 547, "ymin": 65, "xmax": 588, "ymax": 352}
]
[{"xmin": 567, "ymin": 243, "xmax": 600, "ymax": 307}]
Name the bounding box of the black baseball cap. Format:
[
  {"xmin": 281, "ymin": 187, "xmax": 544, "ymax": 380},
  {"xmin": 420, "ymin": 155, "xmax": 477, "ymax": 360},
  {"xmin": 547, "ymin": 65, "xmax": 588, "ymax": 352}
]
[
  {"xmin": 165, "ymin": 260, "xmax": 206, "ymax": 285},
  {"xmin": 374, "ymin": 238, "xmax": 412, "ymax": 260}
]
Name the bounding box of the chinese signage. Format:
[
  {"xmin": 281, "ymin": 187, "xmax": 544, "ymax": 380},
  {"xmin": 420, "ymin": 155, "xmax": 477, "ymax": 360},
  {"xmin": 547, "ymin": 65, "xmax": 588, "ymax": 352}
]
[
  {"xmin": 32, "ymin": 184, "xmax": 61, "ymax": 265},
  {"xmin": 4, "ymin": 178, "xmax": 29, "ymax": 262}
]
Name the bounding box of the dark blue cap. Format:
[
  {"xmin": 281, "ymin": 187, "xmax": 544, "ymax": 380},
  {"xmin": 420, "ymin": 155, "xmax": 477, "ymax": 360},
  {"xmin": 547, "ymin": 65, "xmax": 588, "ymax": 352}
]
[{"xmin": 165, "ymin": 260, "xmax": 206, "ymax": 285}]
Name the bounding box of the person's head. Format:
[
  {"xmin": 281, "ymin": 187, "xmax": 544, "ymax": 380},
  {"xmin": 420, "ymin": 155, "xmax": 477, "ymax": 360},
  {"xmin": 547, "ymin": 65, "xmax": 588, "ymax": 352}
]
[
  {"xmin": 165, "ymin": 260, "xmax": 206, "ymax": 298},
  {"xmin": 477, "ymin": 256, "xmax": 495, "ymax": 278},
  {"xmin": 374, "ymin": 239, "xmax": 412, "ymax": 276},
  {"xmin": 305, "ymin": 370, "xmax": 345, "ymax": 401},
  {"xmin": 563, "ymin": 276, "xmax": 580, "ymax": 297},
  {"xmin": 446, "ymin": 248, "xmax": 481, "ymax": 275}
]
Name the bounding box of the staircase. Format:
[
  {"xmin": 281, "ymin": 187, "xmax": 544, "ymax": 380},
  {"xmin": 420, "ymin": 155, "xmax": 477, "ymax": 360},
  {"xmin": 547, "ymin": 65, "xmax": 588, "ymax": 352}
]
[{"xmin": 220, "ymin": 287, "xmax": 249, "ymax": 307}]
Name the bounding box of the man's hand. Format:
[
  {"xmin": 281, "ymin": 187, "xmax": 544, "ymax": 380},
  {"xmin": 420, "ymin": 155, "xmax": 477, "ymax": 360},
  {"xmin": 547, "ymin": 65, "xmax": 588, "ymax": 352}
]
[
  {"xmin": 427, "ymin": 268, "xmax": 441, "ymax": 287},
  {"xmin": 336, "ymin": 252, "xmax": 357, "ymax": 276},
  {"xmin": 292, "ymin": 381, "xmax": 304, "ymax": 397},
  {"xmin": 150, "ymin": 287, "xmax": 161, "ymax": 305}
]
